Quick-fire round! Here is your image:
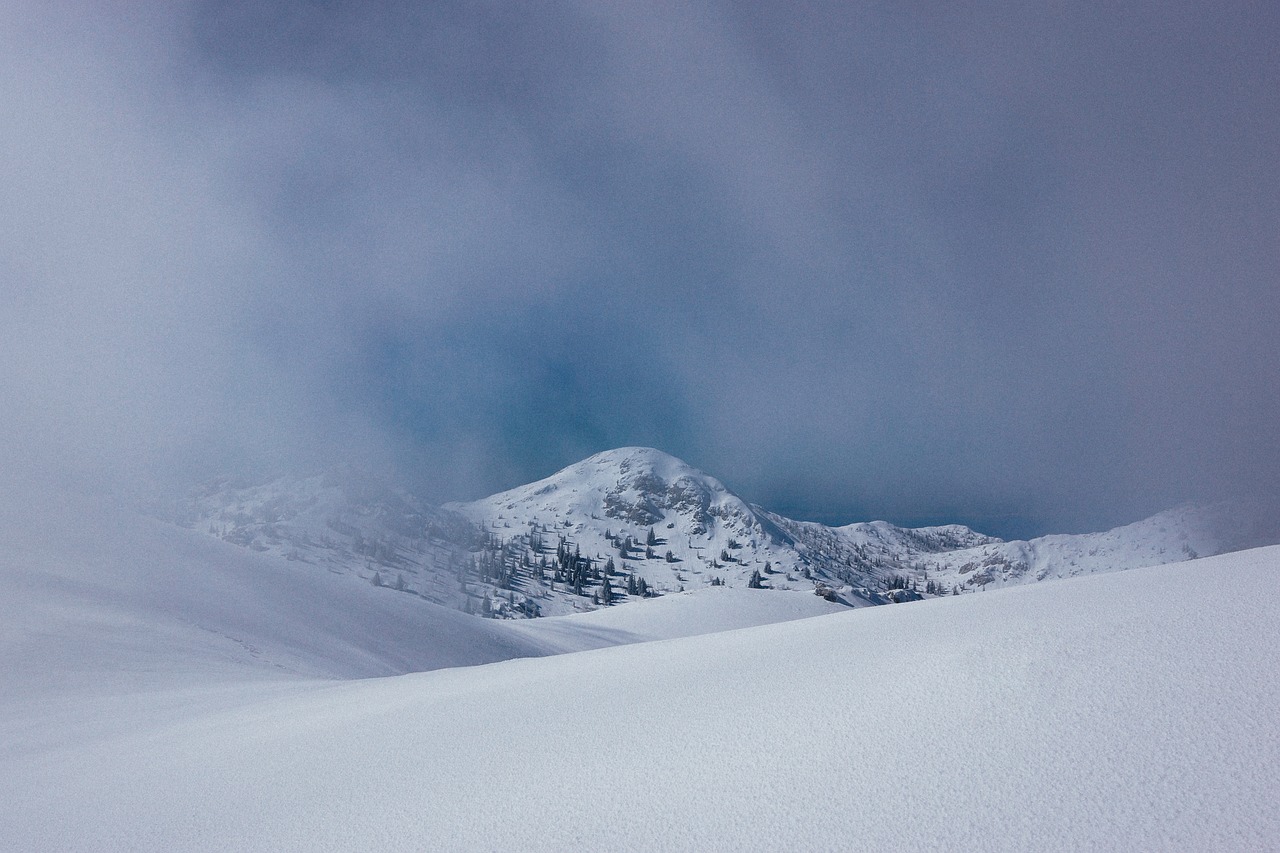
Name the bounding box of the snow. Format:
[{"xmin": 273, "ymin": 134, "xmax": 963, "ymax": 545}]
[
  {"xmin": 444, "ymin": 446, "xmax": 963, "ymax": 604},
  {"xmin": 179, "ymin": 450, "xmax": 1273, "ymax": 619},
  {"xmin": 3, "ymin": 485, "xmax": 1279, "ymax": 850},
  {"xmin": 178, "ymin": 472, "xmax": 489, "ymax": 614},
  {"xmin": 916, "ymin": 500, "xmax": 1280, "ymax": 592},
  {"xmin": 508, "ymin": 585, "xmax": 851, "ymax": 653},
  {"xmin": 0, "ymin": 489, "xmax": 555, "ymax": 697},
  {"xmin": 447, "ymin": 446, "xmax": 825, "ymax": 596}
]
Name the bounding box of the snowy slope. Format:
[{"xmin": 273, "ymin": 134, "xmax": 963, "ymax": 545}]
[
  {"xmin": 1, "ymin": 483, "xmax": 849, "ymax": 771},
  {"xmin": 447, "ymin": 446, "xmax": 820, "ymax": 593},
  {"xmin": 906, "ymin": 500, "xmax": 1280, "ymax": 593},
  {"xmin": 447, "ymin": 447, "xmax": 997, "ymax": 604},
  {"xmin": 4, "ymin": 541, "xmax": 1279, "ymax": 851},
  {"xmin": 0, "ymin": 485, "xmax": 844, "ymax": 693},
  {"xmin": 180, "ymin": 471, "xmax": 488, "ymax": 610},
  {"xmin": 181, "ymin": 449, "xmax": 1276, "ymax": 618},
  {"xmin": 508, "ymin": 585, "xmax": 851, "ymax": 653},
  {"xmin": 763, "ymin": 512, "xmax": 999, "ymax": 598},
  {"xmin": 0, "ymin": 487, "xmax": 553, "ymax": 698},
  {"xmin": 448, "ymin": 446, "xmax": 1277, "ymax": 603}
]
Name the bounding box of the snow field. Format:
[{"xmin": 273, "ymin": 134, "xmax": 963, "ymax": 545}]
[{"xmin": 4, "ymin": 531, "xmax": 1278, "ymax": 851}]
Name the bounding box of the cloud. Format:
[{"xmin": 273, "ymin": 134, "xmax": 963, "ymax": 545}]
[{"xmin": 3, "ymin": 1, "xmax": 1277, "ymax": 535}]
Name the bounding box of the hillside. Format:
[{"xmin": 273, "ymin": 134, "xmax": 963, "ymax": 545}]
[
  {"xmin": 1, "ymin": 486, "xmax": 843, "ymax": 694},
  {"xmin": 448, "ymin": 447, "xmax": 1001, "ymax": 605},
  {"xmin": 896, "ymin": 499, "xmax": 1279, "ymax": 593},
  {"xmin": 0, "ymin": 488, "xmax": 551, "ymax": 696},
  {"xmin": 180, "ymin": 448, "xmax": 1274, "ymax": 617},
  {"xmin": 5, "ymin": 519, "xmax": 1278, "ymax": 850},
  {"xmin": 448, "ymin": 446, "xmax": 863, "ymax": 598}
]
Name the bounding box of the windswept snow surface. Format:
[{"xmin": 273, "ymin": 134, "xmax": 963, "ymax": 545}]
[{"xmin": 4, "ymin": 481, "xmax": 1279, "ymax": 852}]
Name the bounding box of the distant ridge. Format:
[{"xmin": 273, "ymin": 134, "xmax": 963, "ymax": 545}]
[{"xmin": 184, "ymin": 447, "xmax": 1278, "ymax": 619}]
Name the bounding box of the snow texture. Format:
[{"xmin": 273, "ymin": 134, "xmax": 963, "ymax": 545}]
[{"xmin": 3, "ymin": 484, "xmax": 1279, "ymax": 851}]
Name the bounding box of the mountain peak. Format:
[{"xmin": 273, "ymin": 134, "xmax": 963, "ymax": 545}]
[
  {"xmin": 455, "ymin": 446, "xmax": 736, "ymax": 529},
  {"xmin": 574, "ymin": 446, "xmax": 711, "ymax": 481},
  {"xmin": 184, "ymin": 450, "xmax": 1280, "ymax": 621},
  {"xmin": 445, "ymin": 447, "xmax": 813, "ymax": 595},
  {"xmin": 585, "ymin": 446, "xmax": 675, "ymax": 462}
]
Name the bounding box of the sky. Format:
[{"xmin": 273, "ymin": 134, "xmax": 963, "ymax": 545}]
[{"xmin": 2, "ymin": 1, "xmax": 1277, "ymax": 539}]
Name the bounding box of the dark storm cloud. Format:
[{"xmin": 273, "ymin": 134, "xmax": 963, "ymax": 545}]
[{"xmin": 3, "ymin": 1, "xmax": 1277, "ymax": 535}]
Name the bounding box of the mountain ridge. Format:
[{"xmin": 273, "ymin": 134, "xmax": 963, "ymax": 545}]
[{"xmin": 182, "ymin": 446, "xmax": 1274, "ymax": 618}]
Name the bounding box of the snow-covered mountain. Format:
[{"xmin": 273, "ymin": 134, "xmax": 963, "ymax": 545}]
[
  {"xmin": 7, "ymin": 476, "xmax": 1280, "ymax": 848},
  {"xmin": 915, "ymin": 499, "xmax": 1278, "ymax": 592},
  {"xmin": 446, "ymin": 447, "xmax": 1004, "ymax": 605},
  {"xmin": 180, "ymin": 470, "xmax": 495, "ymax": 612},
  {"xmin": 8, "ymin": 499, "xmax": 1280, "ymax": 850},
  {"xmin": 449, "ymin": 446, "xmax": 857, "ymax": 597},
  {"xmin": 447, "ymin": 446, "xmax": 1275, "ymax": 602},
  {"xmin": 182, "ymin": 447, "xmax": 1276, "ymax": 619}
]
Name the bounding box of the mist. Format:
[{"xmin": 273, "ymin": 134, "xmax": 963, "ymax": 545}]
[{"xmin": 3, "ymin": 1, "xmax": 1277, "ymax": 538}]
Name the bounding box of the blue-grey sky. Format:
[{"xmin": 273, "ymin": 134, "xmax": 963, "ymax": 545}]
[{"xmin": 2, "ymin": 1, "xmax": 1277, "ymax": 538}]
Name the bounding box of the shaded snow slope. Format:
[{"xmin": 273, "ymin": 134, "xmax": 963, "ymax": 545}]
[
  {"xmin": 4, "ymin": 544, "xmax": 1279, "ymax": 851},
  {"xmin": 0, "ymin": 488, "xmax": 553, "ymax": 699}
]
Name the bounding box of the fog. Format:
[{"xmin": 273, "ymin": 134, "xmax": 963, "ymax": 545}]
[{"xmin": 3, "ymin": 1, "xmax": 1277, "ymax": 537}]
